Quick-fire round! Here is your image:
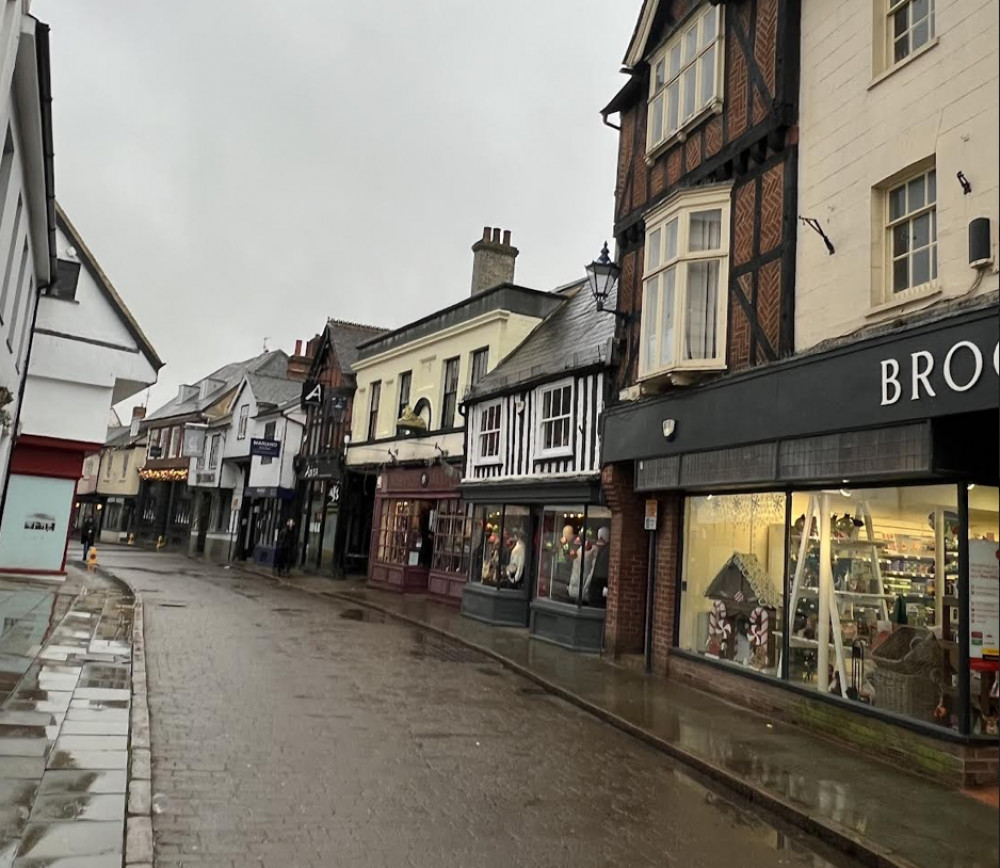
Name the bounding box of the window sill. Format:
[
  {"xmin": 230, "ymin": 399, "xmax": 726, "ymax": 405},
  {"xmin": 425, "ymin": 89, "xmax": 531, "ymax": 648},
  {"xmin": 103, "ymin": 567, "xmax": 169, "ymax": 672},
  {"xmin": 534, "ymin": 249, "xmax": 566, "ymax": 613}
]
[
  {"xmin": 869, "ymin": 37, "xmax": 939, "ymax": 90},
  {"xmin": 865, "ymin": 285, "xmax": 941, "ymax": 319},
  {"xmin": 645, "ymin": 99, "xmax": 723, "ymax": 165},
  {"xmin": 534, "ymin": 450, "xmax": 574, "ymax": 462},
  {"xmin": 475, "ymin": 456, "xmax": 503, "ymax": 467},
  {"xmin": 638, "ymin": 361, "xmax": 726, "ymax": 386}
]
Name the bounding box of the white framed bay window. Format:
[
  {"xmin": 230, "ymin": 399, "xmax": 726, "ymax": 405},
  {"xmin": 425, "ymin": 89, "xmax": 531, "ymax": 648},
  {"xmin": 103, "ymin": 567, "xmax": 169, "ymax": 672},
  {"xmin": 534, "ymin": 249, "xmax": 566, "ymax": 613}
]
[
  {"xmin": 640, "ymin": 185, "xmax": 731, "ymax": 379},
  {"xmin": 647, "ymin": 3, "xmax": 724, "ymax": 155}
]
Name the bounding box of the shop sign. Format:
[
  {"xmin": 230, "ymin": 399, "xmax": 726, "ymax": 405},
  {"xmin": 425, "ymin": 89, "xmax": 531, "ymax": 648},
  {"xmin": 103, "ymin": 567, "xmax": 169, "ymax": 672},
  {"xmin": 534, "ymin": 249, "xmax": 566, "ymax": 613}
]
[
  {"xmin": 250, "ymin": 438, "xmax": 281, "ymax": 458},
  {"xmin": 301, "ymin": 381, "xmax": 324, "ymax": 408},
  {"xmin": 969, "ymin": 539, "xmax": 999, "ymax": 660},
  {"xmin": 300, "ymin": 455, "xmax": 339, "ymax": 481},
  {"xmin": 195, "ymin": 472, "xmax": 215, "ymax": 486},
  {"xmin": 880, "ymin": 339, "xmax": 1000, "ymax": 406},
  {"xmin": 644, "ymin": 499, "xmax": 658, "ymax": 531}
]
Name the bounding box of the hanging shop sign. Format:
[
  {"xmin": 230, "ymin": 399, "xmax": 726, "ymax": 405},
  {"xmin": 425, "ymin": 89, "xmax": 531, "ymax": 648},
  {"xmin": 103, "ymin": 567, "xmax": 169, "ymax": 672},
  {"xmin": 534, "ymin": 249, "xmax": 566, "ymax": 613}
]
[
  {"xmin": 968, "ymin": 538, "xmax": 999, "ymax": 661},
  {"xmin": 299, "ymin": 455, "xmax": 340, "ymax": 481},
  {"xmin": 139, "ymin": 468, "xmax": 188, "ymax": 482},
  {"xmin": 250, "ymin": 438, "xmax": 281, "ymax": 458},
  {"xmin": 301, "ymin": 381, "xmax": 324, "ymax": 408}
]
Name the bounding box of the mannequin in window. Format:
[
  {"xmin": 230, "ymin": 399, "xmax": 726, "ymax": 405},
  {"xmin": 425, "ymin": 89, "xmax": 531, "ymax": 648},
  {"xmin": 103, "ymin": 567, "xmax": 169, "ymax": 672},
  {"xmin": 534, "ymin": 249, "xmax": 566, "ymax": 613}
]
[
  {"xmin": 505, "ymin": 530, "xmax": 526, "ymax": 587},
  {"xmin": 584, "ymin": 526, "xmax": 611, "ymax": 606},
  {"xmin": 553, "ymin": 525, "xmax": 576, "ymax": 601}
]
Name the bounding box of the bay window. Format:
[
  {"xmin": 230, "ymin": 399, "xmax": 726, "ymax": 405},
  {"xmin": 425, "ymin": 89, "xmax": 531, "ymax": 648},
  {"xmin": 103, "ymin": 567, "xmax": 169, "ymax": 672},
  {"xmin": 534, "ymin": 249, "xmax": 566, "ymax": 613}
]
[
  {"xmin": 640, "ymin": 186, "xmax": 730, "ymax": 379},
  {"xmin": 647, "ymin": 3, "xmax": 723, "ymax": 154}
]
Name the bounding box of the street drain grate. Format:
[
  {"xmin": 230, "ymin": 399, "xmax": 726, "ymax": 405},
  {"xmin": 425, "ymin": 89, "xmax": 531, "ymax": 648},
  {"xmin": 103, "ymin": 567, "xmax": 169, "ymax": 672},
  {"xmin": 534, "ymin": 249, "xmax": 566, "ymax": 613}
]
[
  {"xmin": 410, "ymin": 637, "xmax": 488, "ymax": 664},
  {"xmin": 271, "ymin": 607, "xmax": 308, "ymax": 615},
  {"xmin": 156, "ymin": 603, "xmax": 187, "ymax": 608}
]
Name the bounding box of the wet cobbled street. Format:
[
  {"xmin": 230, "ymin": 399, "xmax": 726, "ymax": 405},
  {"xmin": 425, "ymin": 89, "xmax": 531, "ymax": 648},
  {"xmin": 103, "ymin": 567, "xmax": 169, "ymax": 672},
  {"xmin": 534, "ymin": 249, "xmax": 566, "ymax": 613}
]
[{"xmin": 103, "ymin": 548, "xmax": 863, "ymax": 868}]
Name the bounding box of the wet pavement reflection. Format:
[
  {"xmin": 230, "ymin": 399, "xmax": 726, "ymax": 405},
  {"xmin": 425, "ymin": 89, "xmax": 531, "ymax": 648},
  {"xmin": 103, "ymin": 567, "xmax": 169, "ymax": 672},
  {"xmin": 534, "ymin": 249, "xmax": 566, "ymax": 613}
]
[
  {"xmin": 106, "ymin": 547, "xmax": 875, "ymax": 868},
  {"xmin": 0, "ymin": 569, "xmax": 133, "ymax": 865}
]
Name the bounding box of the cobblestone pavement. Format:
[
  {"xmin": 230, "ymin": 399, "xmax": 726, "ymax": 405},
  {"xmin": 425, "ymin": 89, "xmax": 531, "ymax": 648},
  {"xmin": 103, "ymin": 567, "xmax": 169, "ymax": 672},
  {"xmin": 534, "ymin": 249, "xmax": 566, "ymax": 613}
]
[{"xmin": 103, "ymin": 548, "xmax": 864, "ymax": 868}]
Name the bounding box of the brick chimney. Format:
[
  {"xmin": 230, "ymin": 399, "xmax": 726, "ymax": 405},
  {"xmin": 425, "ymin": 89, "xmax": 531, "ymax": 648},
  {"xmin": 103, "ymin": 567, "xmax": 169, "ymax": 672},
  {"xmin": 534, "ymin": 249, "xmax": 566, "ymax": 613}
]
[
  {"xmin": 131, "ymin": 406, "xmax": 146, "ymax": 419},
  {"xmin": 286, "ymin": 337, "xmax": 311, "ymax": 382},
  {"xmin": 470, "ymin": 227, "xmax": 518, "ymax": 296}
]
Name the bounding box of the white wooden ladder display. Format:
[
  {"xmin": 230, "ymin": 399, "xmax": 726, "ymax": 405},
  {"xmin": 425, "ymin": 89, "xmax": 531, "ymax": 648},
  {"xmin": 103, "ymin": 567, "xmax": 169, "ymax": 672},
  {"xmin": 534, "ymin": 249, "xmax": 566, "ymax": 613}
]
[{"xmin": 781, "ymin": 493, "xmax": 890, "ymax": 694}]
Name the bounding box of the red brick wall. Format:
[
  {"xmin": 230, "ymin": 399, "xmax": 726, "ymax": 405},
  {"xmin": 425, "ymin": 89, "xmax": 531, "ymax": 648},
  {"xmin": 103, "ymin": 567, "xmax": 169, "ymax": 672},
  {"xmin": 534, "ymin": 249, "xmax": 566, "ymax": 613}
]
[{"xmin": 602, "ymin": 463, "xmax": 649, "ymax": 656}]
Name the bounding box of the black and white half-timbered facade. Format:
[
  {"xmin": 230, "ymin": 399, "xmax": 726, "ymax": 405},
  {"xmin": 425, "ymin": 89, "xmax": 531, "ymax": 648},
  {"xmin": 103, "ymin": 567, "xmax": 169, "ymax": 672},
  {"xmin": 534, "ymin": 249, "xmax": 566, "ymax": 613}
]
[{"xmin": 460, "ymin": 279, "xmax": 616, "ymax": 651}]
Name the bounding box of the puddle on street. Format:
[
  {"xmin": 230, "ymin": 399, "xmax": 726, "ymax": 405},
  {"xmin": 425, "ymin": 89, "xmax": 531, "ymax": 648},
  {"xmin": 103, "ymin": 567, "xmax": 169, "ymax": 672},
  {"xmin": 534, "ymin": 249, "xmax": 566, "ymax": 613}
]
[{"xmin": 337, "ymin": 608, "xmax": 385, "ymax": 623}]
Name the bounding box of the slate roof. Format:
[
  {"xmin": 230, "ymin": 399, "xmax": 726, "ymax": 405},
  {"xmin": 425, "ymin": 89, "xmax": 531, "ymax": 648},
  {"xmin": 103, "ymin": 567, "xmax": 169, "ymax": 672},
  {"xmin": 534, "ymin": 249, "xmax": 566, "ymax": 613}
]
[
  {"xmin": 465, "ymin": 278, "xmax": 616, "ymax": 401},
  {"xmin": 246, "ymin": 373, "xmax": 302, "ymax": 409},
  {"xmin": 145, "ymin": 351, "xmax": 288, "ymax": 422},
  {"xmin": 327, "ymin": 320, "xmax": 387, "ymax": 374}
]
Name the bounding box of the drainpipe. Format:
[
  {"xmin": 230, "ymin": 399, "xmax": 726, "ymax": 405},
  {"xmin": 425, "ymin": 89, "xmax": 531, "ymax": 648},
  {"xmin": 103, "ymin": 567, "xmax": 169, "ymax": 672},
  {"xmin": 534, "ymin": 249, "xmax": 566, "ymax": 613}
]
[{"xmin": 644, "ymin": 523, "xmax": 657, "ymax": 673}]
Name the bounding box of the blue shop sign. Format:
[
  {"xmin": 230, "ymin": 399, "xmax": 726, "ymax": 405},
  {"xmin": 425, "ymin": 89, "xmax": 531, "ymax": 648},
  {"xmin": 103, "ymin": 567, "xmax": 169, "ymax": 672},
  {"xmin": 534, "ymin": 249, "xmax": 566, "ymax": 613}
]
[{"xmin": 250, "ymin": 438, "xmax": 281, "ymax": 458}]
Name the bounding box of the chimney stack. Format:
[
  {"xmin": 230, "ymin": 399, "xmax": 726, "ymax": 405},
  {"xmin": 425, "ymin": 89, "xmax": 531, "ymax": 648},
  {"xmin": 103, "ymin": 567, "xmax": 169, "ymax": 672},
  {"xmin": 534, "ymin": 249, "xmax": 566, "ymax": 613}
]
[
  {"xmin": 470, "ymin": 226, "xmax": 518, "ymax": 296},
  {"xmin": 131, "ymin": 406, "xmax": 146, "ymax": 419},
  {"xmin": 294, "ymin": 339, "xmax": 303, "ymax": 356},
  {"xmin": 286, "ymin": 336, "xmax": 310, "ymax": 382}
]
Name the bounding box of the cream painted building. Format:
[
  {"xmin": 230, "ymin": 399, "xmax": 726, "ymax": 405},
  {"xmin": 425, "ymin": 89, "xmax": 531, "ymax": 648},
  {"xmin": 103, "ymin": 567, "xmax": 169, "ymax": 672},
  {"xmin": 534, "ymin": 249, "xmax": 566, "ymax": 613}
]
[
  {"xmin": 346, "ymin": 230, "xmax": 563, "ymax": 468},
  {"xmin": 796, "ymin": 0, "xmax": 999, "ymax": 349}
]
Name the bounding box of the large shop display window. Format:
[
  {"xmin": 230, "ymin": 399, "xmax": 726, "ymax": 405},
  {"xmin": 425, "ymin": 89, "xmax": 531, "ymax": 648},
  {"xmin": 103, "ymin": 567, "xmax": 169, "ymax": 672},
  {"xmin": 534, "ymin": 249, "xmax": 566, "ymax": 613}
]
[
  {"xmin": 536, "ymin": 506, "xmax": 611, "ymax": 607},
  {"xmin": 680, "ymin": 493, "xmax": 786, "ymax": 677},
  {"xmin": 376, "ymin": 500, "xmax": 430, "ymax": 567},
  {"xmin": 679, "ymin": 484, "xmax": 1000, "ymax": 734},
  {"xmin": 430, "ymin": 500, "xmax": 473, "ymax": 575},
  {"xmin": 472, "ymin": 505, "xmax": 531, "ymax": 589}
]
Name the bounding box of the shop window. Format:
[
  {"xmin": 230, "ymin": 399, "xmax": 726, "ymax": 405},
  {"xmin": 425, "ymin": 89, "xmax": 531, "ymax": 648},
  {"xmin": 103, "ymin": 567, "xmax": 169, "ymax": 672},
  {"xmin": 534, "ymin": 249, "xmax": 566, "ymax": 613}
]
[
  {"xmin": 376, "ymin": 499, "xmax": 411, "ymax": 565},
  {"xmin": 538, "ymin": 381, "xmax": 573, "ymax": 457},
  {"xmin": 788, "ymin": 485, "xmax": 961, "ymax": 729},
  {"xmin": 215, "ymin": 491, "xmax": 232, "ymax": 532},
  {"xmin": 646, "ymin": 3, "xmax": 723, "ymax": 155},
  {"xmin": 966, "ymin": 485, "xmax": 998, "ymax": 736},
  {"xmin": 476, "ymin": 401, "xmax": 503, "ymax": 464},
  {"xmin": 536, "ymin": 505, "xmax": 612, "ymax": 607},
  {"xmin": 680, "ymin": 493, "xmax": 786, "ymax": 677},
  {"xmin": 173, "ymin": 495, "xmax": 191, "ymax": 527},
  {"xmin": 640, "ymin": 187, "xmax": 730, "ymax": 379},
  {"xmin": 472, "ymin": 504, "xmax": 530, "ymax": 588},
  {"xmin": 441, "ymin": 357, "xmax": 460, "ymax": 429},
  {"xmin": 430, "ymin": 500, "xmax": 473, "ymax": 575}
]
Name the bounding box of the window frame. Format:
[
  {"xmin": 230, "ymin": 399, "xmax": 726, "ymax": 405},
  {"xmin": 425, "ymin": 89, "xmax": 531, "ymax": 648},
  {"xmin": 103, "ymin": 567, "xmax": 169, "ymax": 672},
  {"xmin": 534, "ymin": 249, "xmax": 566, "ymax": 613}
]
[
  {"xmin": 237, "ymin": 405, "xmax": 250, "ymax": 440},
  {"xmin": 208, "ymin": 434, "xmax": 221, "ymax": 470},
  {"xmin": 469, "ymin": 347, "xmax": 490, "ymax": 388},
  {"xmin": 441, "ymin": 356, "xmax": 460, "ymax": 430},
  {"xmin": 639, "ymin": 185, "xmax": 731, "ymax": 380},
  {"xmin": 885, "ymin": 166, "xmax": 937, "ymax": 298},
  {"xmin": 430, "ymin": 499, "xmax": 474, "ymax": 575},
  {"xmin": 887, "ymin": 0, "xmax": 935, "ymax": 66},
  {"xmin": 475, "ymin": 400, "xmax": 504, "ymax": 466},
  {"xmin": 646, "ymin": 3, "xmax": 724, "ymax": 156},
  {"xmin": 261, "ymin": 420, "xmax": 277, "ymax": 466},
  {"xmin": 397, "ymin": 370, "xmax": 412, "ymax": 421},
  {"xmin": 536, "ymin": 379, "xmax": 575, "ymax": 460},
  {"xmin": 367, "ymin": 381, "xmax": 381, "ymax": 441}
]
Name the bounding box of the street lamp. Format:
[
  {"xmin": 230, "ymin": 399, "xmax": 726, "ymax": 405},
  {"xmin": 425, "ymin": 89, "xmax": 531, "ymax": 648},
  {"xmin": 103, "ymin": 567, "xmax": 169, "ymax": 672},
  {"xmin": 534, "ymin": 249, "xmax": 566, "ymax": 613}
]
[{"xmin": 586, "ymin": 241, "xmax": 624, "ymax": 318}]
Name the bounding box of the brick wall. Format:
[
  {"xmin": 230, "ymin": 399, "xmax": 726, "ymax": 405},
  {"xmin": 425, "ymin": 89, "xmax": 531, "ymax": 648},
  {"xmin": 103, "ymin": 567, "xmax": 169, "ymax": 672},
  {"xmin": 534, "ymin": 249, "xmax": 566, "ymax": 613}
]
[
  {"xmin": 650, "ymin": 495, "xmax": 681, "ymax": 675},
  {"xmin": 601, "ymin": 463, "xmax": 649, "ymax": 656}
]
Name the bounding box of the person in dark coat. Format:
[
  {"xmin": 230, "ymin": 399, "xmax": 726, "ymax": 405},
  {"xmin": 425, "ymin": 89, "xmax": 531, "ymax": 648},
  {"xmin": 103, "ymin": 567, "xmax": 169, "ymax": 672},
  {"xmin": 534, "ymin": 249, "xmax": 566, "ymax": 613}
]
[{"xmin": 81, "ymin": 516, "xmax": 96, "ymax": 561}]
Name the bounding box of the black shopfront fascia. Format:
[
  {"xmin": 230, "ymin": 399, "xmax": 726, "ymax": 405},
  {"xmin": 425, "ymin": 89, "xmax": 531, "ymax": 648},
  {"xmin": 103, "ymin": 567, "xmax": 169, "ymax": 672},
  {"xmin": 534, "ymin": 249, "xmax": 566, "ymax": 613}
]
[{"xmin": 602, "ymin": 304, "xmax": 999, "ymax": 488}]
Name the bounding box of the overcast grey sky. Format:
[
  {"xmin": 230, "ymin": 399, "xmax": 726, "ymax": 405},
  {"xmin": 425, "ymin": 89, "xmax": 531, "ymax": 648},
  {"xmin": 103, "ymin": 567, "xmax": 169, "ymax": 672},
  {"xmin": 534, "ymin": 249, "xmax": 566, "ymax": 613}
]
[{"xmin": 34, "ymin": 0, "xmax": 636, "ymax": 413}]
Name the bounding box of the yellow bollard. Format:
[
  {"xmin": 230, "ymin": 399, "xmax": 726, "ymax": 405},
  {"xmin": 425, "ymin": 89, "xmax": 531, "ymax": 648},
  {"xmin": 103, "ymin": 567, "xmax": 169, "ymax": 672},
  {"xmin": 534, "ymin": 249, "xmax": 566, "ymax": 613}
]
[
  {"xmin": 156, "ymin": 535, "xmax": 166, "ymax": 551},
  {"xmin": 127, "ymin": 533, "xmax": 135, "ymax": 546},
  {"xmin": 86, "ymin": 546, "xmax": 99, "ymax": 571}
]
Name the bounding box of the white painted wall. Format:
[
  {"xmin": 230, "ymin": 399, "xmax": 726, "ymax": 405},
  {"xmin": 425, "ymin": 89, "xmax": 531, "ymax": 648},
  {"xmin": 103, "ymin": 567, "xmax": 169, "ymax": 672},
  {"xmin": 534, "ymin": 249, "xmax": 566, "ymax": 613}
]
[
  {"xmin": 0, "ymin": 6, "xmax": 47, "ymax": 492},
  {"xmin": 222, "ymin": 380, "xmax": 257, "ymax": 460},
  {"xmin": 247, "ymin": 408, "xmax": 304, "ymax": 491},
  {"xmin": 796, "ymin": 0, "xmax": 999, "ymax": 350}
]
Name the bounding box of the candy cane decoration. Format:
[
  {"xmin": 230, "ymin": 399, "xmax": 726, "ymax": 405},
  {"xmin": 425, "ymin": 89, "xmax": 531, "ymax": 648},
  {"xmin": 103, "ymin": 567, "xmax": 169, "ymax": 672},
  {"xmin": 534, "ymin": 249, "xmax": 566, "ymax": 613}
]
[
  {"xmin": 707, "ymin": 600, "xmax": 731, "ymax": 651},
  {"xmin": 749, "ymin": 606, "xmax": 770, "ymax": 648}
]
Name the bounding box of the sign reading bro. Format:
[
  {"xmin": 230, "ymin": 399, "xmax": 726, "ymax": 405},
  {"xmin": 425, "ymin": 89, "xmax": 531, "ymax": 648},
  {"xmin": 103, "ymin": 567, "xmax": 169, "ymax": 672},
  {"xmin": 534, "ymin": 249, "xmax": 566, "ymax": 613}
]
[
  {"xmin": 250, "ymin": 438, "xmax": 281, "ymax": 458},
  {"xmin": 880, "ymin": 338, "xmax": 999, "ymax": 406}
]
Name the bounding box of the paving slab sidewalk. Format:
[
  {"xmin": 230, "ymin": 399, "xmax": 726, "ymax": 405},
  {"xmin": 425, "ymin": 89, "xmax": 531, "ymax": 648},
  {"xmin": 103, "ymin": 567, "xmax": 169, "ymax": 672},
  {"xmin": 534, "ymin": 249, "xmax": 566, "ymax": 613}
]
[
  {"xmin": 0, "ymin": 567, "xmax": 134, "ymax": 868},
  {"xmin": 252, "ymin": 568, "xmax": 998, "ymax": 868}
]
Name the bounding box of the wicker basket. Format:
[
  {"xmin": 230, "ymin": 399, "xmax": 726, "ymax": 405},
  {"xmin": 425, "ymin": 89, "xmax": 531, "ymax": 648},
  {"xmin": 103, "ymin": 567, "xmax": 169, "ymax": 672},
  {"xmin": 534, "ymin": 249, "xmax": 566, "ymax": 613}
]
[{"xmin": 871, "ymin": 627, "xmax": 943, "ymax": 720}]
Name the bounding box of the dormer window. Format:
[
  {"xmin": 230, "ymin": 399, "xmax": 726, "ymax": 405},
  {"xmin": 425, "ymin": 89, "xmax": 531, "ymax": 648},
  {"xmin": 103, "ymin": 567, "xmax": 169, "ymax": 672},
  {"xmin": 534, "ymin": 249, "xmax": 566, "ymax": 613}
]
[{"xmin": 647, "ymin": 4, "xmax": 724, "ymax": 155}]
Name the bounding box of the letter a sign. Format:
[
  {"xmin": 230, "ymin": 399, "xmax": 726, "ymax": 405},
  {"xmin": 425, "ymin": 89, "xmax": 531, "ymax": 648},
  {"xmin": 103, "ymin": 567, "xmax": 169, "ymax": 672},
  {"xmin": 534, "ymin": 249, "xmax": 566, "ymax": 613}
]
[{"xmin": 301, "ymin": 381, "xmax": 324, "ymax": 408}]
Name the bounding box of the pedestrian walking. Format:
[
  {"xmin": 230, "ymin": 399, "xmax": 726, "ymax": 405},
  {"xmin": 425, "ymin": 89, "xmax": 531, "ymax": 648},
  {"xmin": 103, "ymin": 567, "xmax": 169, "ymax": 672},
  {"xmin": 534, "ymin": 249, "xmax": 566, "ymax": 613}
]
[
  {"xmin": 81, "ymin": 515, "xmax": 96, "ymax": 562},
  {"xmin": 280, "ymin": 518, "xmax": 296, "ymax": 576}
]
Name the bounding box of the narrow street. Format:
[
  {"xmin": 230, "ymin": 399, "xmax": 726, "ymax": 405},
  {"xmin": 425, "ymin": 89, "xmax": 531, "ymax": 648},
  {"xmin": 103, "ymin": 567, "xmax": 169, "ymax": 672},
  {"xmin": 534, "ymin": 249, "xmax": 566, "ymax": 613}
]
[{"xmin": 100, "ymin": 548, "xmax": 862, "ymax": 868}]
